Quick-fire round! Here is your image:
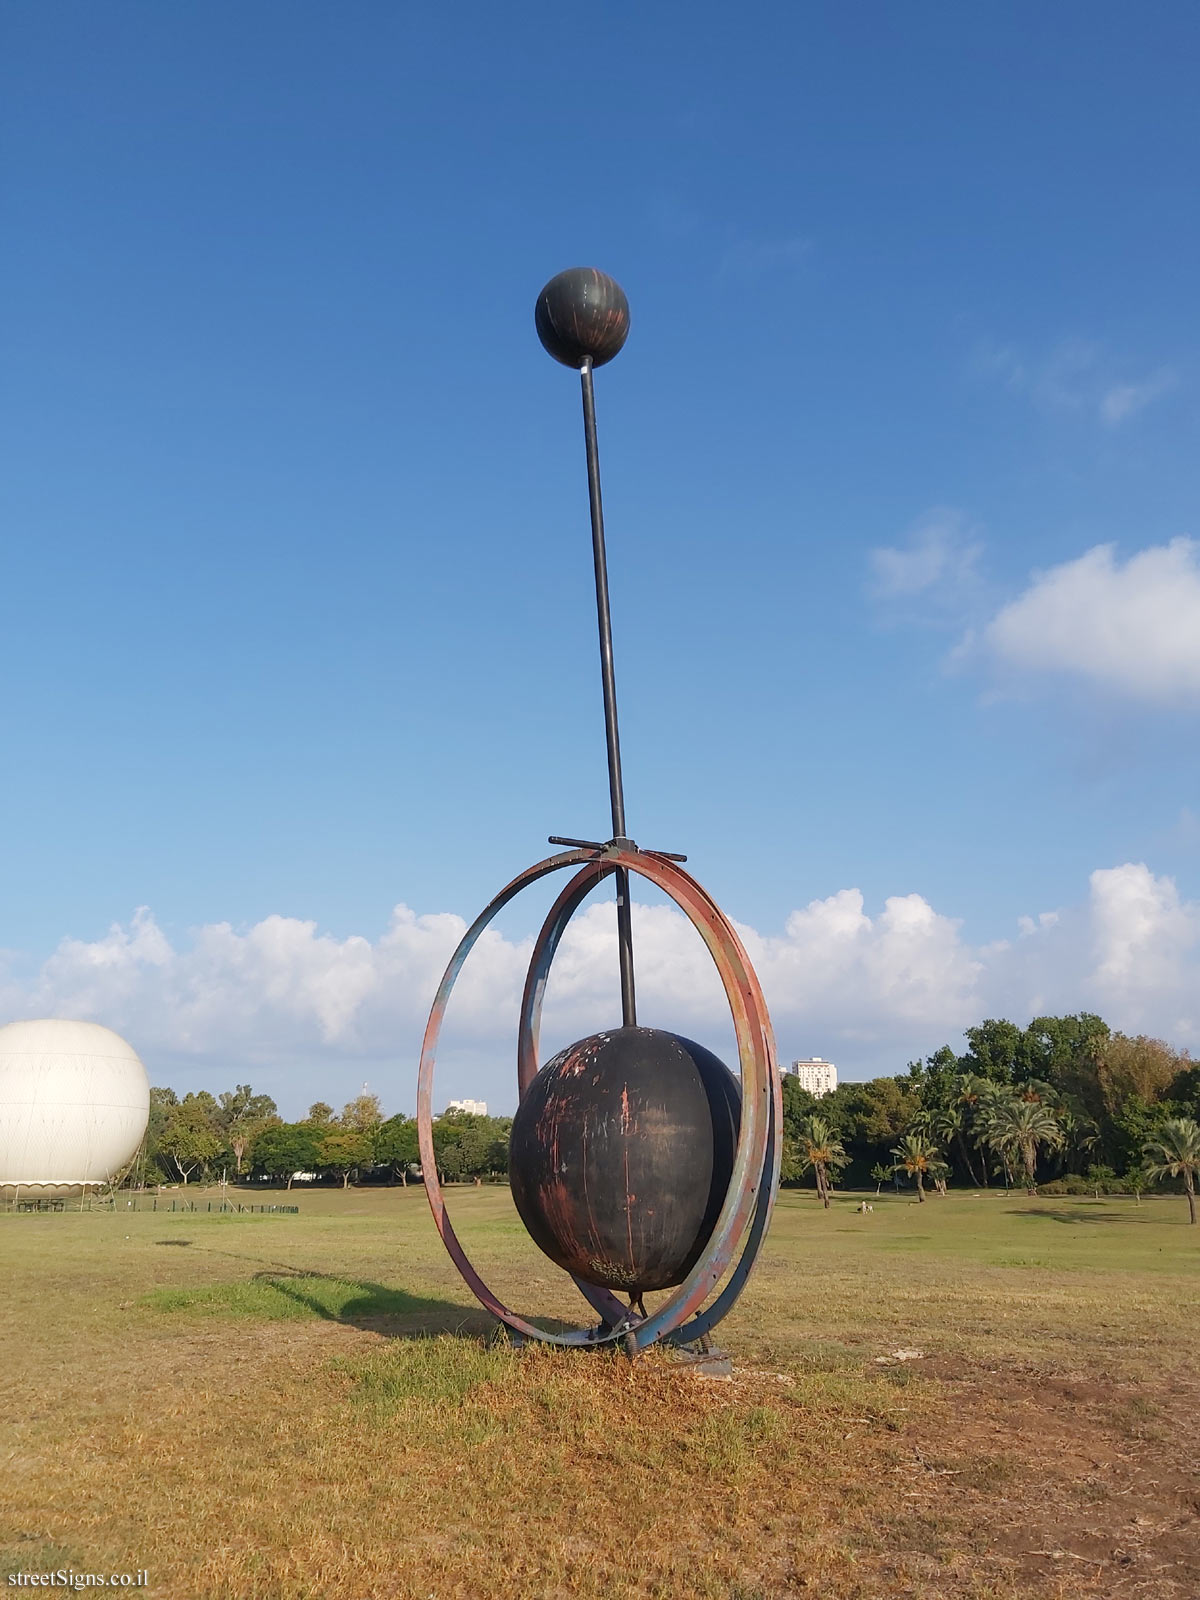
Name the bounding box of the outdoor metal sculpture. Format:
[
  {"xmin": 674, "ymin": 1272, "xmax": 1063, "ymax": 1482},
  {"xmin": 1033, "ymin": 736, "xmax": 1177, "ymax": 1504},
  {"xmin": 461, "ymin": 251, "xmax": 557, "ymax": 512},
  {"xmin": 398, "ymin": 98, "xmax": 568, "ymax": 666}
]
[{"xmin": 417, "ymin": 268, "xmax": 781, "ymax": 1355}]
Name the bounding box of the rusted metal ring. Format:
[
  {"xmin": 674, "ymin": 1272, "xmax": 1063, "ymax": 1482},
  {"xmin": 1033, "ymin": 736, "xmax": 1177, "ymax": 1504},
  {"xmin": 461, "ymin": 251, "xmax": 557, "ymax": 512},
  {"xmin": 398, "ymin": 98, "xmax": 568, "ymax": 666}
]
[
  {"xmin": 515, "ymin": 856, "xmax": 639, "ymax": 1332},
  {"xmin": 417, "ymin": 846, "xmax": 780, "ymax": 1349},
  {"xmin": 517, "ymin": 849, "xmax": 782, "ymax": 1350}
]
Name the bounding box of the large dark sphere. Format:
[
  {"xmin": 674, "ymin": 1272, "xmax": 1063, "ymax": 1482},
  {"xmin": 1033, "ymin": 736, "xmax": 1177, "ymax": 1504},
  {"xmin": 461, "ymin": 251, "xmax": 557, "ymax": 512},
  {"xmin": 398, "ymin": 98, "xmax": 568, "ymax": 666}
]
[
  {"xmin": 535, "ymin": 268, "xmax": 630, "ymax": 369},
  {"xmin": 509, "ymin": 1026, "xmax": 740, "ymax": 1295}
]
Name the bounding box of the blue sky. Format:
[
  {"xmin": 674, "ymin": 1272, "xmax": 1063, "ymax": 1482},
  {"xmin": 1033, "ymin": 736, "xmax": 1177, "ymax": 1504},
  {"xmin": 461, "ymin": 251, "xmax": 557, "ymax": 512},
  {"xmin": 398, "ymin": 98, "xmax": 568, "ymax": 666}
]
[{"xmin": 2, "ymin": 3, "xmax": 1198, "ymax": 1114}]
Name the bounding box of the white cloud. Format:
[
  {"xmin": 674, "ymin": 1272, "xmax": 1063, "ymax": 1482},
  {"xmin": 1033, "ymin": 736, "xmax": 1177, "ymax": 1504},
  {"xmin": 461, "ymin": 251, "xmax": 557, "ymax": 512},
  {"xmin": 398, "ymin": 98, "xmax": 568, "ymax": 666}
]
[
  {"xmin": 1099, "ymin": 372, "xmax": 1177, "ymax": 427},
  {"xmin": 972, "ymin": 341, "xmax": 1026, "ymax": 391},
  {"xmin": 2, "ymin": 864, "xmax": 1197, "ymax": 1113},
  {"xmin": 1165, "ymin": 807, "xmax": 1200, "ymax": 851},
  {"xmin": 741, "ymin": 889, "xmax": 983, "ymax": 1036},
  {"xmin": 981, "ymin": 538, "xmax": 1200, "ymax": 702},
  {"xmin": 1033, "ymin": 338, "xmax": 1106, "ymax": 414},
  {"xmin": 869, "ymin": 508, "xmax": 983, "ymax": 611},
  {"xmin": 1088, "ymin": 864, "xmax": 1198, "ymax": 1032},
  {"xmin": 973, "ymin": 337, "xmax": 1177, "ymax": 427}
]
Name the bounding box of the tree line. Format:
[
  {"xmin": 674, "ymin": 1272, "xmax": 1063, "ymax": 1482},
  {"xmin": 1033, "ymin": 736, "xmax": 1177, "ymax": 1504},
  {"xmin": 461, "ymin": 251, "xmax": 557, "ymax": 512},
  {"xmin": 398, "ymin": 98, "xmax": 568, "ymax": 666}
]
[
  {"xmin": 781, "ymin": 1014, "xmax": 1199, "ymax": 1221},
  {"xmin": 133, "ymin": 1012, "xmax": 1200, "ymax": 1221},
  {"xmin": 139, "ymin": 1085, "xmax": 511, "ymax": 1190}
]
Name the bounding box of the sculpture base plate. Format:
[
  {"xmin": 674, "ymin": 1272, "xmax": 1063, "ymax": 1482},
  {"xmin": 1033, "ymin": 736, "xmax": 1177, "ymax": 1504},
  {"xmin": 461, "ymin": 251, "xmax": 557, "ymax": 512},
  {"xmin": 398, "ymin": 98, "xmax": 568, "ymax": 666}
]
[{"xmin": 669, "ymin": 1342, "xmax": 733, "ymax": 1380}]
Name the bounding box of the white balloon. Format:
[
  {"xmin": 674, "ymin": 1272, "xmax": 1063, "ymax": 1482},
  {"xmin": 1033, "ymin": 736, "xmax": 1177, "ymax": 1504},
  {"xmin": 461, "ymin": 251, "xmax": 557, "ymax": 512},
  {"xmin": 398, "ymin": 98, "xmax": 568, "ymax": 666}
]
[{"xmin": 0, "ymin": 1019, "xmax": 150, "ymax": 1190}]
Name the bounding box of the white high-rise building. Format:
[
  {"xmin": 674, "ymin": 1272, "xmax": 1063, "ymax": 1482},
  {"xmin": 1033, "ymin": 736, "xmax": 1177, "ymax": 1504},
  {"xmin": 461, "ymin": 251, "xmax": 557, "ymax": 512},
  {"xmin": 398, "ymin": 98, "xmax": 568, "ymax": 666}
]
[
  {"xmin": 785, "ymin": 1057, "xmax": 837, "ymax": 1097},
  {"xmin": 446, "ymin": 1098, "xmax": 488, "ymax": 1116}
]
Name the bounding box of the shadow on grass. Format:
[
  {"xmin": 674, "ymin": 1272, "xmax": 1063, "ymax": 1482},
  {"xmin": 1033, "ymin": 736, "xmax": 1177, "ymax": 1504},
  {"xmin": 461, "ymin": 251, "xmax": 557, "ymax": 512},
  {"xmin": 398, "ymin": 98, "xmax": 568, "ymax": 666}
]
[
  {"xmin": 255, "ymin": 1266, "xmax": 504, "ymax": 1338},
  {"xmin": 1013, "ymin": 1207, "xmax": 1127, "ymax": 1224},
  {"xmin": 264, "ymin": 1267, "xmax": 584, "ymax": 1340},
  {"xmin": 143, "ymin": 1245, "xmax": 581, "ymax": 1340}
]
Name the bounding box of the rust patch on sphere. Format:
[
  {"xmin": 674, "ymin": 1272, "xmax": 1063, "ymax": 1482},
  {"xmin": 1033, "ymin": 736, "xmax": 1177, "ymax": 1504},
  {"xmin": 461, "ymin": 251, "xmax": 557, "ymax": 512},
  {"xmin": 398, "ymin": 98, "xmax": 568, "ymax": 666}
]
[
  {"xmin": 508, "ymin": 1026, "xmax": 739, "ymax": 1294},
  {"xmin": 534, "ymin": 267, "xmax": 630, "ymax": 369}
]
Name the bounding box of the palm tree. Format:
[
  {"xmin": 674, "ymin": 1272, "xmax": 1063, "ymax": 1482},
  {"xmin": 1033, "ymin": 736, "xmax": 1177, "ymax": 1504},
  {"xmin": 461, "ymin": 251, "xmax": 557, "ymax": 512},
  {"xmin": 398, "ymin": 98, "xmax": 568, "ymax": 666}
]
[
  {"xmin": 1055, "ymin": 1107, "xmax": 1099, "ymax": 1177},
  {"xmin": 869, "ymin": 1162, "xmax": 890, "ymax": 1196},
  {"xmin": 890, "ymin": 1133, "xmax": 941, "ymax": 1203},
  {"xmin": 1014, "ymin": 1077, "xmax": 1057, "ymax": 1105},
  {"xmin": 981, "ymin": 1099, "xmax": 1063, "ymax": 1195},
  {"xmin": 966, "ymin": 1076, "xmax": 1010, "ymax": 1185},
  {"xmin": 797, "ymin": 1116, "xmax": 846, "ymax": 1210},
  {"xmin": 1142, "ymin": 1118, "xmax": 1200, "ymax": 1225},
  {"xmin": 933, "ymin": 1099, "xmax": 980, "ymax": 1187}
]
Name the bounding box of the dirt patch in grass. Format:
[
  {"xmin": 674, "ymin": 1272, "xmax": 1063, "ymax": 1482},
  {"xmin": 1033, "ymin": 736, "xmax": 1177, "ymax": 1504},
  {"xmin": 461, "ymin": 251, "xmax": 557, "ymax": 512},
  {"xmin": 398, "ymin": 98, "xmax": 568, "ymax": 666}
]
[{"xmin": 894, "ymin": 1354, "xmax": 1200, "ymax": 1598}]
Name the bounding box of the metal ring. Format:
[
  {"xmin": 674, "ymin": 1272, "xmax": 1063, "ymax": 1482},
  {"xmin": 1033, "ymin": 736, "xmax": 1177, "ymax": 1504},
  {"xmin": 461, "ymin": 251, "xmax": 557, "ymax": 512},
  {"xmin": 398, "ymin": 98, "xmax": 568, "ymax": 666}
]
[
  {"xmin": 515, "ymin": 855, "xmax": 631, "ymax": 1331},
  {"xmin": 417, "ymin": 846, "xmax": 780, "ymax": 1348},
  {"xmin": 518, "ymin": 850, "xmax": 782, "ymax": 1349}
]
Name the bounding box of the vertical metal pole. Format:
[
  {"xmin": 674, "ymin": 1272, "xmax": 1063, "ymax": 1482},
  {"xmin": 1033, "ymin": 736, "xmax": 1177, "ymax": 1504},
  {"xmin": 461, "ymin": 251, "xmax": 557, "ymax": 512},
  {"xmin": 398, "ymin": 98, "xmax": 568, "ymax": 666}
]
[{"xmin": 579, "ymin": 356, "xmax": 636, "ymax": 1028}]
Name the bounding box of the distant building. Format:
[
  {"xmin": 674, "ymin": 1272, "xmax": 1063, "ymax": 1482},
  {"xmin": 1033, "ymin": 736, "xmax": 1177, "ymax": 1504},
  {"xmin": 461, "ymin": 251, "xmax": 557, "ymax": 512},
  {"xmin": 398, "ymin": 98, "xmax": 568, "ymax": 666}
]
[
  {"xmin": 785, "ymin": 1057, "xmax": 837, "ymax": 1097},
  {"xmin": 446, "ymin": 1098, "xmax": 488, "ymax": 1116}
]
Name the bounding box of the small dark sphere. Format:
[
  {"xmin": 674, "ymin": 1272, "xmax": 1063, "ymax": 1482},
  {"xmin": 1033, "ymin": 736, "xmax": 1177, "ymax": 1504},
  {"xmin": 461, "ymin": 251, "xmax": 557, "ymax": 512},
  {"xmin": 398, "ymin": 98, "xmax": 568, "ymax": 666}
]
[
  {"xmin": 535, "ymin": 267, "xmax": 630, "ymax": 369},
  {"xmin": 509, "ymin": 1026, "xmax": 740, "ymax": 1295}
]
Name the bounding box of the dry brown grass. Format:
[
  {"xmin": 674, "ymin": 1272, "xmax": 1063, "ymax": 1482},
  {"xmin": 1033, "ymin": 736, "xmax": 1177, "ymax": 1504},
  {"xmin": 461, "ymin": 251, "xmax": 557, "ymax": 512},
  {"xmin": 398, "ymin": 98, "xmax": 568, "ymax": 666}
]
[{"xmin": 1, "ymin": 1185, "xmax": 1197, "ymax": 1598}]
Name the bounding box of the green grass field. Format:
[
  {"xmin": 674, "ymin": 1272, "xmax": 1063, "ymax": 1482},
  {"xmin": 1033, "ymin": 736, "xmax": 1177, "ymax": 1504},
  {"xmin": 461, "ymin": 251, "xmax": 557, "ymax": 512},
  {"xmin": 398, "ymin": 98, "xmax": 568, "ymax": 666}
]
[{"xmin": 2, "ymin": 1185, "xmax": 1197, "ymax": 1599}]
